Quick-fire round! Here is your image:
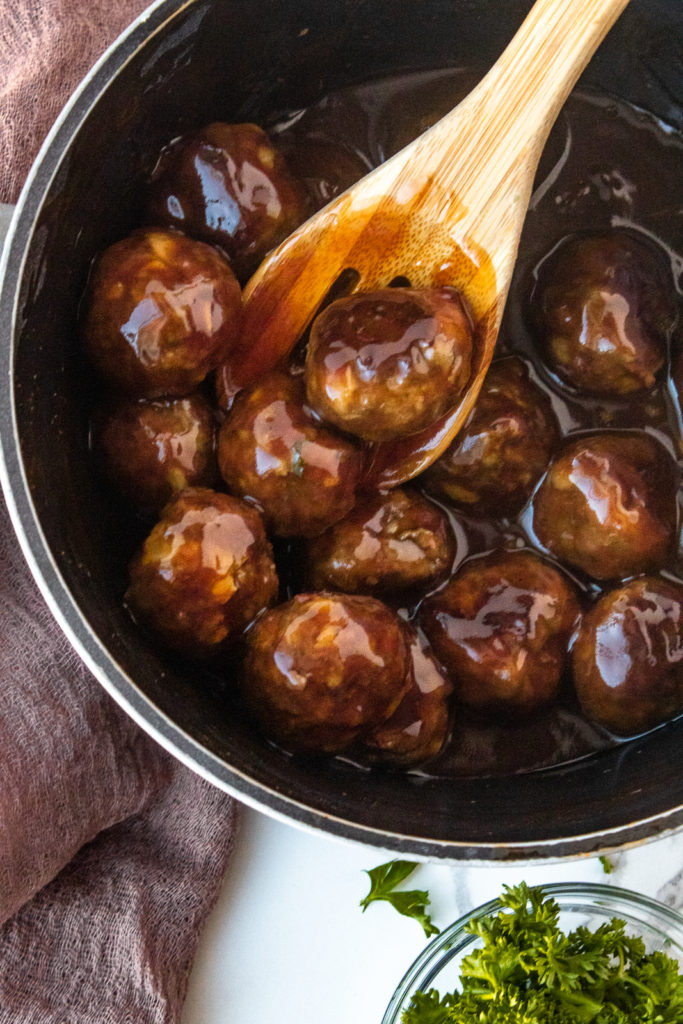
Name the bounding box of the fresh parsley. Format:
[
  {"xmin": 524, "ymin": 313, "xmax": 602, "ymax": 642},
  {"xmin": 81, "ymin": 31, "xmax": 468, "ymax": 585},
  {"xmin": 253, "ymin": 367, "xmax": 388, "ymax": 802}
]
[
  {"xmin": 360, "ymin": 859, "xmax": 440, "ymax": 938},
  {"xmin": 401, "ymin": 882, "xmax": 683, "ymax": 1023},
  {"xmin": 600, "ymin": 855, "xmax": 614, "ymax": 874}
]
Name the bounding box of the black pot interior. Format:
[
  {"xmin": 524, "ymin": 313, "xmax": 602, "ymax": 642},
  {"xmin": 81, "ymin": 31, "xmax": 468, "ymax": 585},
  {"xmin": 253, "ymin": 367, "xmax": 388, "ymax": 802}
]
[{"xmin": 4, "ymin": 0, "xmax": 683, "ymax": 858}]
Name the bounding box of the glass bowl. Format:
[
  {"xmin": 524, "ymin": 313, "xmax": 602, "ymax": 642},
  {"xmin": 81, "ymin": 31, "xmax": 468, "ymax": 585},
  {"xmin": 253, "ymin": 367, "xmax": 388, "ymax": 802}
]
[{"xmin": 382, "ymin": 882, "xmax": 683, "ymax": 1023}]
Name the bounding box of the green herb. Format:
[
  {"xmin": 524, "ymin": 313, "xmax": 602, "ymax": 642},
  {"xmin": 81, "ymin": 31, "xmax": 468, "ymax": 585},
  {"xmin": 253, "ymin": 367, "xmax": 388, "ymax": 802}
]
[
  {"xmin": 600, "ymin": 855, "xmax": 614, "ymax": 874},
  {"xmin": 401, "ymin": 882, "xmax": 683, "ymax": 1023},
  {"xmin": 360, "ymin": 859, "xmax": 440, "ymax": 938}
]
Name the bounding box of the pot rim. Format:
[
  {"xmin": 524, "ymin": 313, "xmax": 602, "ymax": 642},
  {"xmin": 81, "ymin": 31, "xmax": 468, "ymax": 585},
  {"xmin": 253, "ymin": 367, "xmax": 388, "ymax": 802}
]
[{"xmin": 1, "ymin": 0, "xmax": 681, "ymax": 862}]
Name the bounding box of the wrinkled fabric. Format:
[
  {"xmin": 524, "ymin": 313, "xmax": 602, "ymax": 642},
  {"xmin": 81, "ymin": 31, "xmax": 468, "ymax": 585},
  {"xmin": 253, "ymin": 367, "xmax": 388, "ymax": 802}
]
[
  {"xmin": 0, "ymin": 0, "xmax": 152, "ymax": 202},
  {"xmin": 0, "ymin": 489, "xmax": 238, "ymax": 1023},
  {"xmin": 0, "ymin": 767, "xmax": 238, "ymax": 1024},
  {"xmin": 0, "ymin": 5, "xmax": 240, "ymax": 1020}
]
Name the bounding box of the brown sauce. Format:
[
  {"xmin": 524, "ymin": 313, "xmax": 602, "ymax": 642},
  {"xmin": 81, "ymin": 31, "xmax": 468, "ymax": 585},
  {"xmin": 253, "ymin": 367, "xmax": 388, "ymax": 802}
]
[{"xmin": 266, "ymin": 70, "xmax": 683, "ymax": 778}]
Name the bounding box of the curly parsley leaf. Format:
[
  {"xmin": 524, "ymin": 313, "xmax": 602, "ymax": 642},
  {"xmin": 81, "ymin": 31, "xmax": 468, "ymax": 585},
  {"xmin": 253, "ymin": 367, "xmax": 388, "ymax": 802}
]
[
  {"xmin": 599, "ymin": 855, "xmax": 614, "ymax": 874},
  {"xmin": 401, "ymin": 882, "xmax": 683, "ymax": 1023},
  {"xmin": 360, "ymin": 859, "xmax": 440, "ymax": 938}
]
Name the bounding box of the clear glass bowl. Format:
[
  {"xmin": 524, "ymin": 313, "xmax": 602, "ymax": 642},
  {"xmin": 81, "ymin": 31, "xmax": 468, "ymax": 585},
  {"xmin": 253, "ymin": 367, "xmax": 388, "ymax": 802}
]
[{"xmin": 382, "ymin": 882, "xmax": 683, "ymax": 1024}]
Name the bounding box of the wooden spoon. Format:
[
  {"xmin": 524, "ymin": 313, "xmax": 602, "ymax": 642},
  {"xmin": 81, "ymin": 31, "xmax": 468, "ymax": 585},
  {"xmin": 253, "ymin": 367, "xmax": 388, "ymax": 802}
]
[{"xmin": 218, "ymin": 0, "xmax": 630, "ymax": 485}]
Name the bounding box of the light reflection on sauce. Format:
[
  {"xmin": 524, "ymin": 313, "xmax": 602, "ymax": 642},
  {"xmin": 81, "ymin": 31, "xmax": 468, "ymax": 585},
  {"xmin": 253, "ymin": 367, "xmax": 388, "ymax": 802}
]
[
  {"xmin": 568, "ymin": 451, "xmax": 640, "ymax": 527},
  {"xmin": 158, "ymin": 507, "xmax": 255, "ymax": 580}
]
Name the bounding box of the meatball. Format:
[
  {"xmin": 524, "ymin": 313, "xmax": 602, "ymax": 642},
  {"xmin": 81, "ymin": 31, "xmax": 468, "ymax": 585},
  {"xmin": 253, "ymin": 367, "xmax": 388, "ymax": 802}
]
[
  {"xmin": 126, "ymin": 488, "xmax": 278, "ymax": 657},
  {"xmin": 307, "ymin": 487, "xmax": 454, "ymax": 595},
  {"xmin": 532, "ymin": 431, "xmax": 678, "ymax": 581},
  {"xmin": 242, "ymin": 592, "xmax": 410, "ymax": 753},
  {"xmin": 420, "ymin": 550, "xmax": 580, "ymax": 716},
  {"xmin": 217, "ymin": 371, "xmax": 361, "ymax": 537},
  {"xmin": 305, "ymin": 286, "xmax": 473, "ymax": 442},
  {"xmin": 572, "ymin": 576, "xmax": 683, "ymax": 735},
  {"xmin": 531, "ymin": 230, "xmax": 676, "ymax": 396},
  {"xmin": 83, "ymin": 228, "xmax": 242, "ymax": 398},
  {"xmin": 423, "ymin": 356, "xmax": 559, "ymax": 517},
  {"xmin": 362, "ymin": 626, "xmax": 452, "ymax": 766},
  {"xmin": 93, "ymin": 393, "xmax": 216, "ymax": 512},
  {"xmin": 147, "ymin": 123, "xmax": 308, "ymax": 280}
]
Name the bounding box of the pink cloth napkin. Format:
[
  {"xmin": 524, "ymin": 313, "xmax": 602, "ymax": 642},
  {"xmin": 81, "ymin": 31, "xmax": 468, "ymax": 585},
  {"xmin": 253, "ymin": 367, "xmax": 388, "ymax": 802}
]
[
  {"xmin": 1, "ymin": 0, "xmax": 156, "ymax": 203},
  {"xmin": 0, "ymin": 3, "xmax": 240, "ymax": 1020}
]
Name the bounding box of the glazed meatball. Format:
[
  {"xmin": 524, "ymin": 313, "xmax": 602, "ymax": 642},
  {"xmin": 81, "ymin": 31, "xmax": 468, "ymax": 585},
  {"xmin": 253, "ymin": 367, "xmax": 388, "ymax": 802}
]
[
  {"xmin": 362, "ymin": 626, "xmax": 452, "ymax": 766},
  {"xmin": 532, "ymin": 431, "xmax": 678, "ymax": 581},
  {"xmin": 423, "ymin": 356, "xmax": 559, "ymax": 516},
  {"xmin": 420, "ymin": 550, "xmax": 580, "ymax": 716},
  {"xmin": 531, "ymin": 230, "xmax": 676, "ymax": 396},
  {"xmin": 93, "ymin": 393, "xmax": 216, "ymax": 512},
  {"xmin": 305, "ymin": 286, "xmax": 473, "ymax": 442},
  {"xmin": 572, "ymin": 576, "xmax": 683, "ymax": 735},
  {"xmin": 83, "ymin": 228, "xmax": 242, "ymax": 398},
  {"xmin": 126, "ymin": 488, "xmax": 278, "ymax": 657},
  {"xmin": 218, "ymin": 371, "xmax": 361, "ymax": 537},
  {"xmin": 147, "ymin": 123, "xmax": 308, "ymax": 280},
  {"xmin": 307, "ymin": 487, "xmax": 455, "ymax": 595},
  {"xmin": 242, "ymin": 592, "xmax": 410, "ymax": 753}
]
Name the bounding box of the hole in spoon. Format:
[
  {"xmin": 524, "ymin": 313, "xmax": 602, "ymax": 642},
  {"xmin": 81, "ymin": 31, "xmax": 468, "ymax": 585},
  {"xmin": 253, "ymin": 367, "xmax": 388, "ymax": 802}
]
[{"xmin": 319, "ymin": 266, "xmax": 361, "ymax": 309}]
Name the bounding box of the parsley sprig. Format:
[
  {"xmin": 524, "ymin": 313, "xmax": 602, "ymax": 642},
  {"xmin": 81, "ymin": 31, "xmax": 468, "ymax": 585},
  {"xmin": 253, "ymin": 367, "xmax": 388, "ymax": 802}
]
[
  {"xmin": 401, "ymin": 882, "xmax": 683, "ymax": 1023},
  {"xmin": 360, "ymin": 860, "xmax": 440, "ymax": 938}
]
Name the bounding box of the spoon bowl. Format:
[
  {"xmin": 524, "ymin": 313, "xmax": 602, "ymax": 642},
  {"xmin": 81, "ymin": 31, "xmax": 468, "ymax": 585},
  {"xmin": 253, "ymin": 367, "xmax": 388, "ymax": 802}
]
[{"xmin": 218, "ymin": 0, "xmax": 630, "ymax": 484}]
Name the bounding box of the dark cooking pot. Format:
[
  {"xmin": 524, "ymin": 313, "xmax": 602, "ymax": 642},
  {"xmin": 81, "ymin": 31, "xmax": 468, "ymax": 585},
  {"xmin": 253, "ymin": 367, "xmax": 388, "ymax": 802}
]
[{"xmin": 1, "ymin": 0, "xmax": 681, "ymax": 860}]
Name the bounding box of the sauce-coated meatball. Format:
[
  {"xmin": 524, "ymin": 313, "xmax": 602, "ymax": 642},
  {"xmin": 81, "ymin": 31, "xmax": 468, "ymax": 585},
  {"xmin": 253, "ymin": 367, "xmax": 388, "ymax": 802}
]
[
  {"xmin": 126, "ymin": 488, "xmax": 277, "ymax": 656},
  {"xmin": 242, "ymin": 592, "xmax": 410, "ymax": 753},
  {"xmin": 423, "ymin": 356, "xmax": 559, "ymax": 516},
  {"xmin": 218, "ymin": 371, "xmax": 361, "ymax": 537},
  {"xmin": 420, "ymin": 550, "xmax": 580, "ymax": 716},
  {"xmin": 147, "ymin": 123, "xmax": 308, "ymax": 280},
  {"xmin": 83, "ymin": 228, "xmax": 242, "ymax": 398},
  {"xmin": 532, "ymin": 431, "xmax": 678, "ymax": 581},
  {"xmin": 307, "ymin": 487, "xmax": 454, "ymax": 595},
  {"xmin": 93, "ymin": 393, "xmax": 216, "ymax": 512},
  {"xmin": 572, "ymin": 576, "xmax": 683, "ymax": 735},
  {"xmin": 362, "ymin": 626, "xmax": 452, "ymax": 766},
  {"xmin": 305, "ymin": 286, "xmax": 473, "ymax": 442},
  {"xmin": 531, "ymin": 230, "xmax": 676, "ymax": 396}
]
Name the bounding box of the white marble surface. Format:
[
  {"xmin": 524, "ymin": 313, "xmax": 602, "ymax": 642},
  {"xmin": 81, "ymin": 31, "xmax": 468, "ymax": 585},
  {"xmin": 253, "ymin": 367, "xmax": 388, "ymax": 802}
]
[
  {"xmin": 2, "ymin": 203, "xmax": 681, "ymax": 1024},
  {"xmin": 181, "ymin": 804, "xmax": 683, "ymax": 1024}
]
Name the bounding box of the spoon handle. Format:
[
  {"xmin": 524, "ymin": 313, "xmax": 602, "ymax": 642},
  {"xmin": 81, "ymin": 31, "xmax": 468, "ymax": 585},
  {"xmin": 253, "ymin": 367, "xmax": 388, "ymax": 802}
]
[
  {"xmin": 404, "ymin": 0, "xmax": 630, "ymax": 327},
  {"xmin": 428, "ymin": 0, "xmax": 630, "ymax": 200},
  {"xmin": 479, "ymin": 0, "xmax": 631, "ymax": 134}
]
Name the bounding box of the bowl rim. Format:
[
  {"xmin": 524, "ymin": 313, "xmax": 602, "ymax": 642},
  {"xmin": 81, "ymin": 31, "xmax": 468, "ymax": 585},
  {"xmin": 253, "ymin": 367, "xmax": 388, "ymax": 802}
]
[
  {"xmin": 382, "ymin": 881, "xmax": 683, "ymax": 1022},
  {"xmin": 1, "ymin": 0, "xmax": 682, "ymax": 862}
]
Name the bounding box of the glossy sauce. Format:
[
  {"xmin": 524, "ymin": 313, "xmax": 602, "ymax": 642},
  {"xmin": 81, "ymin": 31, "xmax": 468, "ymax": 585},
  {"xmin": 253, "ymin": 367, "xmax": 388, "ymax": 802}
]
[
  {"xmin": 268, "ymin": 71, "xmax": 682, "ymax": 777},
  {"xmin": 148, "ymin": 122, "xmax": 308, "ymax": 280},
  {"xmin": 95, "ymin": 393, "xmax": 217, "ymax": 512},
  {"xmin": 308, "ymin": 487, "xmax": 455, "ymax": 594},
  {"xmin": 84, "ymin": 228, "xmax": 242, "ymax": 398},
  {"xmin": 217, "ymin": 371, "xmax": 361, "ymax": 537},
  {"xmin": 305, "ymin": 286, "xmax": 473, "ymax": 444},
  {"xmin": 126, "ymin": 488, "xmax": 278, "ymax": 656},
  {"xmin": 572, "ymin": 577, "xmax": 683, "ymax": 735}
]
